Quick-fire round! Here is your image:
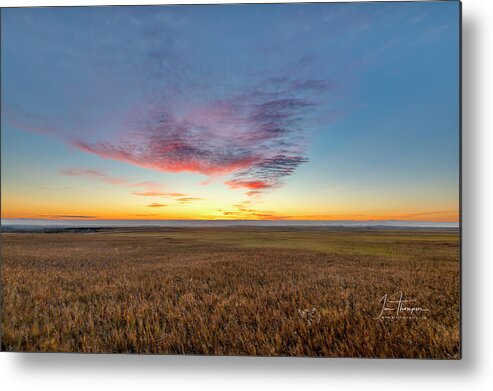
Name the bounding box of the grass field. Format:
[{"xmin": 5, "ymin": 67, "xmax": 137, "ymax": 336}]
[{"xmin": 1, "ymin": 227, "xmax": 460, "ymax": 358}]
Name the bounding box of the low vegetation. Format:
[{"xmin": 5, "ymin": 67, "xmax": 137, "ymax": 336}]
[{"xmin": 1, "ymin": 227, "xmax": 460, "ymax": 358}]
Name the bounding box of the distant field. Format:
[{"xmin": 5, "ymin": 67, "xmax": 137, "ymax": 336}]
[{"xmin": 1, "ymin": 227, "xmax": 460, "ymax": 358}]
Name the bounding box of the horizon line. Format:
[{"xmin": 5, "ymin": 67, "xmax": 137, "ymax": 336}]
[{"xmin": 2, "ymin": 217, "xmax": 459, "ymax": 223}]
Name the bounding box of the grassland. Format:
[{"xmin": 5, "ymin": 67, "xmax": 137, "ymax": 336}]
[{"xmin": 1, "ymin": 227, "xmax": 460, "ymax": 358}]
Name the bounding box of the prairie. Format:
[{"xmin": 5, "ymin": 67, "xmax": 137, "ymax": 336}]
[{"xmin": 1, "ymin": 227, "xmax": 460, "ymax": 358}]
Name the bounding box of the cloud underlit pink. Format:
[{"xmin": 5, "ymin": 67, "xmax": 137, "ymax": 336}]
[{"xmin": 66, "ymin": 76, "xmax": 336, "ymax": 195}]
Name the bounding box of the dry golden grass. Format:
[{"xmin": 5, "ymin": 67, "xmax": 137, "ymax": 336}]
[{"xmin": 1, "ymin": 227, "xmax": 460, "ymax": 358}]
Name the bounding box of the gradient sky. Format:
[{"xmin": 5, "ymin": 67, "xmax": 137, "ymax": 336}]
[{"xmin": 1, "ymin": 2, "xmax": 460, "ymax": 222}]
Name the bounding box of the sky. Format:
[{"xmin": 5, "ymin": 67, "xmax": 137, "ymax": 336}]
[{"xmin": 1, "ymin": 2, "xmax": 460, "ymax": 222}]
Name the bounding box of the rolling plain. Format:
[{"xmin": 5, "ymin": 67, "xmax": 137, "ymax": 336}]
[{"xmin": 1, "ymin": 227, "xmax": 460, "ymax": 358}]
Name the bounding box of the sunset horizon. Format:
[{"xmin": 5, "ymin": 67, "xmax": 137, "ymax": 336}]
[{"xmin": 1, "ymin": 215, "xmax": 459, "ymax": 223}]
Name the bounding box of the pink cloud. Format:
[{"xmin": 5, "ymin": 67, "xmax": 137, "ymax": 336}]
[
  {"xmin": 225, "ymin": 179, "xmax": 273, "ymax": 191},
  {"xmin": 66, "ymin": 76, "xmax": 336, "ymax": 196},
  {"xmin": 14, "ymin": 73, "xmax": 340, "ymax": 198},
  {"xmin": 71, "ymin": 139, "xmax": 261, "ymax": 176}
]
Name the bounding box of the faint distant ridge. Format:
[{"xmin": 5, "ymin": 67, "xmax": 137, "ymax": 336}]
[{"xmin": 2, "ymin": 218, "xmax": 459, "ymax": 231}]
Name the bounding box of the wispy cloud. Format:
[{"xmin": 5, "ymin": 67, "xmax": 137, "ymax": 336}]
[
  {"xmin": 60, "ymin": 168, "xmax": 128, "ymax": 185},
  {"xmin": 133, "ymin": 191, "xmax": 186, "ymax": 197},
  {"xmin": 67, "ymin": 75, "xmax": 335, "ymax": 196},
  {"xmin": 60, "ymin": 167, "xmax": 164, "ymax": 191},
  {"xmin": 394, "ymin": 210, "xmax": 458, "ymax": 221},
  {"xmin": 177, "ymin": 197, "xmax": 204, "ymax": 204},
  {"xmin": 399, "ymin": 210, "xmax": 456, "ymax": 217},
  {"xmin": 224, "ymin": 180, "xmax": 273, "ymax": 191},
  {"xmin": 4, "ymin": 104, "xmax": 58, "ymax": 136},
  {"xmin": 227, "ymin": 155, "xmax": 309, "ymax": 195},
  {"xmin": 218, "ymin": 207, "xmax": 291, "ymax": 220},
  {"xmin": 132, "ymin": 191, "xmax": 204, "ymax": 205},
  {"xmin": 146, "ymin": 203, "xmax": 166, "ymax": 208},
  {"xmin": 38, "ymin": 214, "xmax": 97, "ymax": 219},
  {"xmin": 60, "ymin": 167, "xmax": 205, "ymax": 204},
  {"xmin": 216, "ymin": 200, "xmax": 293, "ymax": 220}
]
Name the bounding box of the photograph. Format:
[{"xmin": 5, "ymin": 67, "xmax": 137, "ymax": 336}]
[{"xmin": 1, "ymin": 1, "xmax": 460, "ymax": 358}]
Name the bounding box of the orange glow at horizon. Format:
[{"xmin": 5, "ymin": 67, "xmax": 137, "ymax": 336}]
[
  {"xmin": 1, "ymin": 204, "xmax": 459, "ymax": 223},
  {"xmin": 1, "ymin": 173, "xmax": 459, "ymax": 223}
]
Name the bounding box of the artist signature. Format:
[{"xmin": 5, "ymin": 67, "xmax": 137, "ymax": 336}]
[{"xmin": 373, "ymin": 291, "xmax": 430, "ymax": 320}]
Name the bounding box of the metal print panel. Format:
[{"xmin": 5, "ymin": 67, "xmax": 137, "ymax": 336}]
[{"xmin": 0, "ymin": 1, "xmax": 461, "ymax": 358}]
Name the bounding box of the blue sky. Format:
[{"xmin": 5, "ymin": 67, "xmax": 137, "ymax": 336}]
[{"xmin": 1, "ymin": 2, "xmax": 460, "ymax": 221}]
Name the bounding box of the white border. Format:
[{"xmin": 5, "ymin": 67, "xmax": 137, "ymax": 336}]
[{"xmin": 2, "ymin": 1, "xmax": 493, "ymax": 391}]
